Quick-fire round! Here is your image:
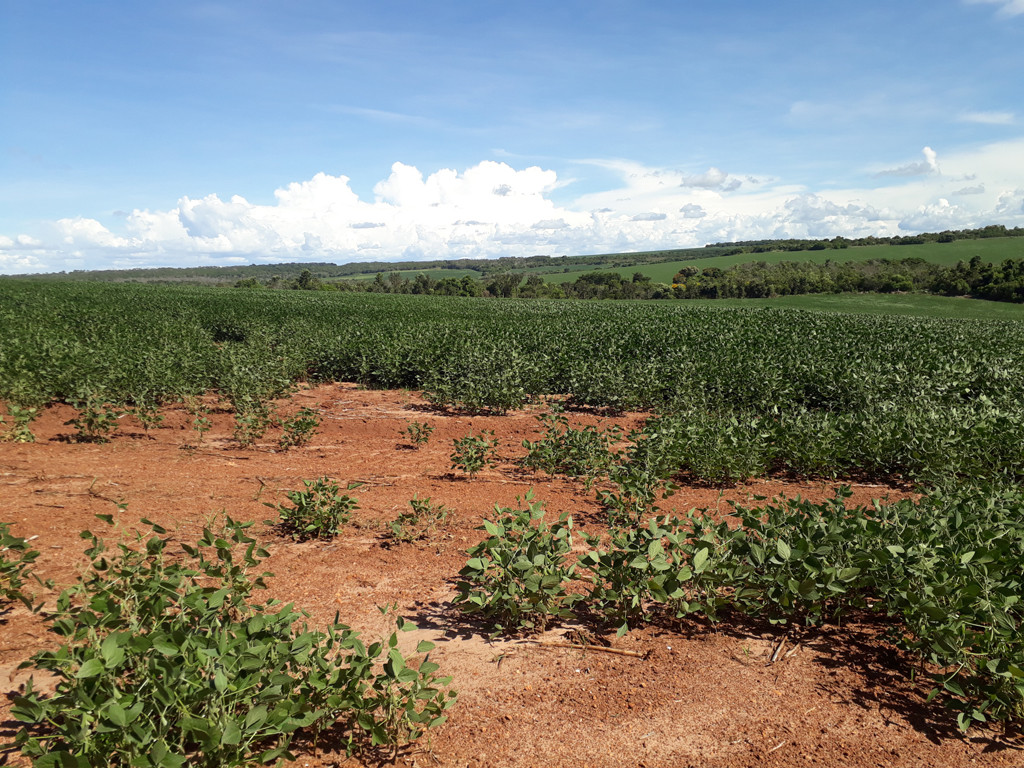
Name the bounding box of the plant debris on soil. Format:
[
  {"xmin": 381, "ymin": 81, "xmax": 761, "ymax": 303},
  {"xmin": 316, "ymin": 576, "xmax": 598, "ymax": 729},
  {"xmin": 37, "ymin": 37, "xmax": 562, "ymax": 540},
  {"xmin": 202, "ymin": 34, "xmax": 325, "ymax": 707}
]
[{"xmin": 1, "ymin": 383, "xmax": 1021, "ymax": 767}]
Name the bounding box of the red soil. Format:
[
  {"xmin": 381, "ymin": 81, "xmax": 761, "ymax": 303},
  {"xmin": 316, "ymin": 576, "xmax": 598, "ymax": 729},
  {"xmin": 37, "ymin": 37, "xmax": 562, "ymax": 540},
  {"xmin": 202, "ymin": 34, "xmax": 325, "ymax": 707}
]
[{"xmin": 0, "ymin": 384, "xmax": 1020, "ymax": 767}]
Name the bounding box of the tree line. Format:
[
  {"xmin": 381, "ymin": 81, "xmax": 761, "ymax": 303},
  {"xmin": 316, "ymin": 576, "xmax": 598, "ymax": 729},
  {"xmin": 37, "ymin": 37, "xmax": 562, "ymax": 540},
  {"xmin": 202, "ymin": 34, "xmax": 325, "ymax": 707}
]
[
  {"xmin": 668, "ymin": 255, "xmax": 1024, "ymax": 302},
  {"xmin": 706, "ymin": 224, "xmax": 1024, "ymax": 254},
  {"xmin": 237, "ymin": 254, "xmax": 1024, "ymax": 304}
]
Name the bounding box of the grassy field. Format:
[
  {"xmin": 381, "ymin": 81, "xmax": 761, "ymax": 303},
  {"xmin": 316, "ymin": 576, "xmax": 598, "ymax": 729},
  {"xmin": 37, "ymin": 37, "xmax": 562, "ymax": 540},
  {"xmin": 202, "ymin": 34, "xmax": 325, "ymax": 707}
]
[{"xmin": 541, "ymin": 237, "xmax": 1024, "ymax": 285}]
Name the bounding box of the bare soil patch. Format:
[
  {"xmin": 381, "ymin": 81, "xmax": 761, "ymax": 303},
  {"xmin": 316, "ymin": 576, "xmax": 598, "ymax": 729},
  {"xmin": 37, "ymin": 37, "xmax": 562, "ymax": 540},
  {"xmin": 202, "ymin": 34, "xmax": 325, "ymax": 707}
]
[{"xmin": 0, "ymin": 384, "xmax": 1019, "ymax": 767}]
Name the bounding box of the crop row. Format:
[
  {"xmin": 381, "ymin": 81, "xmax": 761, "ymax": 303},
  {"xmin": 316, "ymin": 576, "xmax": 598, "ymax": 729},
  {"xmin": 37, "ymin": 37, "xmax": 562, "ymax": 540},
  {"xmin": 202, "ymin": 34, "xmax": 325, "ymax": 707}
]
[{"xmin": 455, "ymin": 485, "xmax": 1024, "ymax": 733}]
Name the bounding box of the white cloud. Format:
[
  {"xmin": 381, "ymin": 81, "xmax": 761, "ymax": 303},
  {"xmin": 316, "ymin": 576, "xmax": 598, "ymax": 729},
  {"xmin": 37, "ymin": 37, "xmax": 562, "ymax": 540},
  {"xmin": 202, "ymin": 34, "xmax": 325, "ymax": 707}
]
[
  {"xmin": 995, "ymin": 188, "xmax": 1024, "ymax": 216},
  {"xmin": 959, "ymin": 111, "xmax": 1015, "ymax": 125},
  {"xmin": 0, "ymin": 252, "xmax": 47, "ymax": 273},
  {"xmin": 531, "ymin": 219, "xmax": 569, "ymax": 230},
  {"xmin": 875, "ymin": 146, "xmax": 940, "ymax": 178},
  {"xmin": 898, "ymin": 199, "xmax": 964, "ymax": 232},
  {"xmin": 965, "ymin": 0, "xmax": 1024, "ymax": 17},
  {"xmin": 0, "ymin": 235, "xmax": 47, "ymax": 273},
  {"xmin": 4, "ymin": 139, "xmax": 1024, "ymax": 274},
  {"xmin": 680, "ymin": 167, "xmax": 742, "ymax": 191}
]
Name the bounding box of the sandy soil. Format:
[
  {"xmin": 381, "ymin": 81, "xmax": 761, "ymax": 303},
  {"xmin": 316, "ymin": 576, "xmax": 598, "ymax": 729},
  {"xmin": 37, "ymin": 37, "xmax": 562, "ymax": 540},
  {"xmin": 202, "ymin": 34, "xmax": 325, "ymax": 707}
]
[{"xmin": 0, "ymin": 383, "xmax": 1020, "ymax": 767}]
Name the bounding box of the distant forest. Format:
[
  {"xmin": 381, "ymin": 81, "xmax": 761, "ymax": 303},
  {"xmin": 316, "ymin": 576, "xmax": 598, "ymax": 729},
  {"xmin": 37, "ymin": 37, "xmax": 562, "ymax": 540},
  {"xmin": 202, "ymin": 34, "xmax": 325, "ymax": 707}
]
[
  {"xmin": 10, "ymin": 224, "xmax": 1024, "ymax": 304},
  {"xmin": 259, "ymin": 253, "xmax": 1024, "ymax": 304},
  {"xmin": 22, "ymin": 247, "xmax": 728, "ymax": 284},
  {"xmin": 227, "ymin": 225, "xmax": 1024, "ymax": 304},
  {"xmin": 706, "ymin": 223, "xmax": 1023, "ymax": 252}
]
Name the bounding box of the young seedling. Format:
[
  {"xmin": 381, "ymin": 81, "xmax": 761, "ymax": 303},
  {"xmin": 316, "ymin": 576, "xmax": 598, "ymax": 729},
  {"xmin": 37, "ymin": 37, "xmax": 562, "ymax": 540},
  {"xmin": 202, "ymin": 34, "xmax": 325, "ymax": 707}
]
[
  {"xmin": 388, "ymin": 495, "xmax": 451, "ymax": 543},
  {"xmin": 278, "ymin": 406, "xmax": 320, "ymax": 450},
  {"xmin": 406, "ymin": 421, "xmax": 435, "ymax": 449},
  {"xmin": 1, "ymin": 404, "xmax": 39, "ymax": 444},
  {"xmin": 231, "ymin": 397, "xmax": 275, "ymax": 448},
  {"xmin": 66, "ymin": 395, "xmax": 122, "ymax": 443}
]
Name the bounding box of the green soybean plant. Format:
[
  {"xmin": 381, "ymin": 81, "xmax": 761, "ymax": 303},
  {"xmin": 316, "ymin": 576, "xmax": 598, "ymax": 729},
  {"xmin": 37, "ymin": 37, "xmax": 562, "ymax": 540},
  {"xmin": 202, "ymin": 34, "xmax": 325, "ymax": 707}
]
[
  {"xmin": 278, "ymin": 405, "xmax": 321, "ymax": 450},
  {"xmin": 129, "ymin": 397, "xmax": 164, "ymax": 439},
  {"xmin": 66, "ymin": 394, "xmax": 123, "ymax": 443},
  {"xmin": 231, "ymin": 396, "xmax": 275, "ymax": 448},
  {"xmin": 454, "ymin": 491, "xmax": 579, "ymax": 635},
  {"xmin": 0, "ymin": 522, "xmax": 43, "ymax": 611},
  {"xmin": 354, "ymin": 606, "xmax": 458, "ymax": 761},
  {"xmin": 1, "ymin": 404, "xmax": 39, "ymax": 443},
  {"xmin": 11, "ymin": 515, "xmax": 457, "ymax": 767},
  {"xmin": 520, "ymin": 411, "xmax": 620, "ymax": 490},
  {"xmin": 183, "ymin": 396, "xmax": 212, "ymax": 447},
  {"xmin": 450, "ymin": 430, "xmax": 499, "ymax": 479},
  {"xmin": 579, "ymin": 517, "xmax": 693, "ymax": 636},
  {"xmin": 405, "ymin": 421, "xmax": 434, "ymax": 449},
  {"xmin": 388, "ymin": 496, "xmax": 451, "ymax": 544},
  {"xmin": 266, "ymin": 477, "xmax": 362, "ymax": 540}
]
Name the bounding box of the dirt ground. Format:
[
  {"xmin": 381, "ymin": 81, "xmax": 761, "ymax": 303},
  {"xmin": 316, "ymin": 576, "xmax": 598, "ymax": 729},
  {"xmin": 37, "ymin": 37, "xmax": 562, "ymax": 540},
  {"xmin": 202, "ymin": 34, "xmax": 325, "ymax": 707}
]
[{"xmin": 0, "ymin": 383, "xmax": 1020, "ymax": 767}]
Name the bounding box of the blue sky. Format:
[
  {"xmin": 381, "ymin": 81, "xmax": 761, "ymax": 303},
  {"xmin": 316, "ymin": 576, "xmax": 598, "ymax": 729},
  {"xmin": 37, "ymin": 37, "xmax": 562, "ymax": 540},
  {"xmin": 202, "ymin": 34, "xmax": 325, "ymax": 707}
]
[{"xmin": 2, "ymin": 0, "xmax": 1023, "ymax": 273}]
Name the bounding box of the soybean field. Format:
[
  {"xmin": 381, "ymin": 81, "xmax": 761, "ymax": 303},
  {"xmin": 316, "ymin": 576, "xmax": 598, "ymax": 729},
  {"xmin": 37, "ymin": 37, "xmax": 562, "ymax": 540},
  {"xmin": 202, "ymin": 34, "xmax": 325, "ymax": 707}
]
[
  {"xmin": 2, "ymin": 280, "xmax": 1023, "ymax": 484},
  {"xmin": 1, "ymin": 278, "xmax": 1023, "ymax": 766}
]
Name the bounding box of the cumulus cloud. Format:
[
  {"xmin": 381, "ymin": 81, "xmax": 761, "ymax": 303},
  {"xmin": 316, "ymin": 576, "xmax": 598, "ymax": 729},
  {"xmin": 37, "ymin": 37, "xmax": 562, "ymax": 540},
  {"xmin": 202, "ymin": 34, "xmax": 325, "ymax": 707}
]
[
  {"xmin": 898, "ymin": 199, "xmax": 964, "ymax": 231},
  {"xmin": 680, "ymin": 167, "xmax": 742, "ymax": 191},
  {"xmin": 5, "ymin": 139, "xmax": 1024, "ymax": 274},
  {"xmin": 875, "ymin": 146, "xmax": 940, "ymax": 178},
  {"xmin": 0, "ymin": 235, "xmax": 47, "ymax": 273},
  {"xmin": 995, "ymin": 189, "xmax": 1024, "ymax": 215},
  {"xmin": 0, "ymin": 252, "xmax": 47, "ymax": 273}
]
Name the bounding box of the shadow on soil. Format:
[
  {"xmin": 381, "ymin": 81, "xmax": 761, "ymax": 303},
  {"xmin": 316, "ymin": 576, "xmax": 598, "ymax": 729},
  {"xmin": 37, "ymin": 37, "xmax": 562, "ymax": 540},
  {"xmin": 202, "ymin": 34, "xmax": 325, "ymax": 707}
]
[
  {"xmin": 651, "ymin": 610, "xmax": 1022, "ymax": 752},
  {"xmin": 408, "ymin": 592, "xmax": 1023, "ymax": 756}
]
